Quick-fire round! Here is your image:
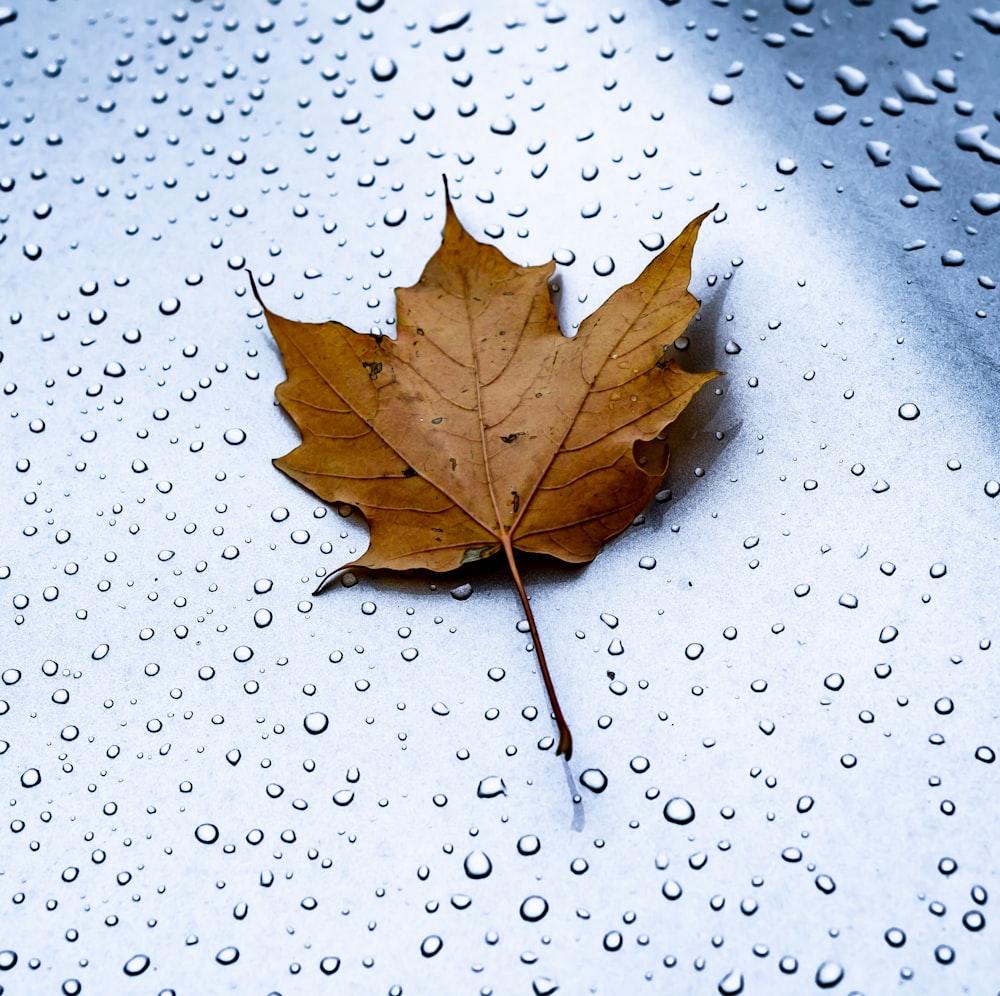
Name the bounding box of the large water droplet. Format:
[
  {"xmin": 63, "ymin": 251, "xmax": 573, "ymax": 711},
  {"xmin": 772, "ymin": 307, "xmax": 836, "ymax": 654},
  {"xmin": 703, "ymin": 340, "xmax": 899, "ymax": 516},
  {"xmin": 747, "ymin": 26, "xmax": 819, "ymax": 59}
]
[
  {"xmin": 663, "ymin": 796, "xmax": 695, "ymax": 825},
  {"xmin": 815, "ymin": 960, "xmax": 844, "ymax": 988},
  {"xmin": 464, "ymin": 850, "xmax": 493, "ymax": 879}
]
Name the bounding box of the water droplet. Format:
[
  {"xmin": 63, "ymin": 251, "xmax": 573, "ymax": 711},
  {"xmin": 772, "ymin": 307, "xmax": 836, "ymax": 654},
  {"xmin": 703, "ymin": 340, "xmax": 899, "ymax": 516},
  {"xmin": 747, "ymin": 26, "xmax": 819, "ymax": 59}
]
[
  {"xmin": 662, "ymin": 879, "xmax": 683, "ymax": 900},
  {"xmin": 814, "ymin": 960, "xmax": 844, "ymax": 988},
  {"xmin": 663, "ymin": 796, "xmax": 695, "ymax": 825},
  {"xmin": 890, "ymin": 17, "xmax": 928, "ymax": 46},
  {"xmin": 896, "ymin": 70, "xmax": 937, "ymax": 104},
  {"xmin": 971, "ymin": 192, "xmax": 1000, "ymax": 215},
  {"xmin": 371, "ymin": 55, "xmax": 397, "ymax": 81},
  {"xmin": 519, "ymin": 895, "xmax": 549, "ymax": 921},
  {"xmin": 194, "ymin": 823, "xmax": 219, "ymax": 844},
  {"xmin": 215, "ymin": 946, "xmax": 239, "ymax": 966},
  {"xmin": 593, "ymin": 255, "xmax": 615, "ymax": 276},
  {"xmin": 580, "ymin": 768, "xmax": 608, "ymax": 793},
  {"xmin": 490, "ymin": 114, "xmax": 516, "ymax": 135},
  {"xmin": 159, "ymin": 297, "xmax": 180, "ymax": 315},
  {"xmin": 866, "ymin": 141, "xmax": 891, "ymax": 166},
  {"xmin": 223, "ymin": 427, "xmax": 246, "ymax": 445},
  {"xmin": 412, "ymin": 932, "xmax": 443, "ymax": 960},
  {"xmin": 815, "ymin": 874, "xmax": 836, "ymax": 894},
  {"xmin": 906, "ymin": 165, "xmax": 942, "ymax": 192},
  {"xmin": 941, "ymin": 249, "xmax": 965, "ymax": 267},
  {"xmin": 517, "ymin": 834, "xmax": 541, "ymax": 855},
  {"xmin": 776, "ymin": 157, "xmax": 797, "ymax": 175},
  {"xmin": 464, "ymin": 850, "xmax": 492, "ymax": 879},
  {"xmin": 814, "ymin": 104, "xmax": 846, "ymax": 125},
  {"xmin": 603, "ymin": 930, "xmax": 623, "ymax": 952},
  {"xmin": 718, "ymin": 969, "xmax": 744, "ymax": 994},
  {"xmin": 304, "ymin": 712, "xmax": 329, "ymax": 734},
  {"xmin": 638, "ymin": 556, "xmax": 656, "ymax": 569},
  {"xmin": 477, "ymin": 775, "xmax": 506, "ymax": 798},
  {"xmin": 685, "ymin": 643, "xmax": 704, "ymax": 660},
  {"xmin": 884, "ymin": 927, "xmax": 906, "ymax": 947},
  {"xmin": 708, "ymin": 83, "xmax": 733, "ymax": 105},
  {"xmin": 835, "ymin": 65, "xmax": 868, "ymax": 96},
  {"xmin": 123, "ymin": 954, "xmax": 150, "ymax": 976}
]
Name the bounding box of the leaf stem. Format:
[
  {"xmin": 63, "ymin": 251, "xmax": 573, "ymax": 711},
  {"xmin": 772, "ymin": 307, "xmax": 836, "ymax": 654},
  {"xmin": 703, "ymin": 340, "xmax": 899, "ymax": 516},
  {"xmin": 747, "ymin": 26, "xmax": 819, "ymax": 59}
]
[{"xmin": 499, "ymin": 535, "xmax": 573, "ymax": 760}]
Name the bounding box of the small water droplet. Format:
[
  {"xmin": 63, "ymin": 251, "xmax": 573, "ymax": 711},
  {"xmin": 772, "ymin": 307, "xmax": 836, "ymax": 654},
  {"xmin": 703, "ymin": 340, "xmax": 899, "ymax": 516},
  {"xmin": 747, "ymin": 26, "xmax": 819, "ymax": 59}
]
[
  {"xmin": 419, "ymin": 934, "xmax": 443, "ymax": 958},
  {"xmin": 815, "ymin": 960, "xmax": 844, "ymax": 988},
  {"xmin": 123, "ymin": 955, "xmax": 150, "ymax": 977},
  {"xmin": 194, "ymin": 823, "xmax": 219, "ymax": 844},
  {"xmin": 718, "ymin": 969, "xmax": 744, "ymax": 995},
  {"xmin": 580, "ymin": 768, "xmax": 608, "ymax": 793},
  {"xmin": 371, "ymin": 55, "xmax": 397, "ymax": 81},
  {"xmin": 814, "ymin": 104, "xmax": 846, "ymax": 125},
  {"xmin": 520, "ymin": 895, "xmax": 549, "ymax": 921},
  {"xmin": 835, "ymin": 64, "xmax": 868, "ymax": 95},
  {"xmin": 477, "ymin": 775, "xmax": 506, "ymax": 798},
  {"xmin": 708, "ymin": 83, "xmax": 733, "ymax": 105},
  {"xmin": 517, "ymin": 834, "xmax": 540, "ymax": 855}
]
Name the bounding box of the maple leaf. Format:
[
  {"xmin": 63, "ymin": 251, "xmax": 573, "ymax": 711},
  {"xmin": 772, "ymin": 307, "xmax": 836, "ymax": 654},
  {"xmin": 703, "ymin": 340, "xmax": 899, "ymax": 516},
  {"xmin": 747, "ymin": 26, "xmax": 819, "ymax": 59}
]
[{"xmin": 254, "ymin": 182, "xmax": 718, "ymax": 760}]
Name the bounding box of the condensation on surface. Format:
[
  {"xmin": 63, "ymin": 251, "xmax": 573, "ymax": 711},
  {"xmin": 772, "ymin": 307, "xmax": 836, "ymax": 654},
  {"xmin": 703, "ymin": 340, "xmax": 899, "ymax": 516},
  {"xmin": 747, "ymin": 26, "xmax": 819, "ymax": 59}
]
[{"xmin": 1, "ymin": 1, "xmax": 998, "ymax": 994}]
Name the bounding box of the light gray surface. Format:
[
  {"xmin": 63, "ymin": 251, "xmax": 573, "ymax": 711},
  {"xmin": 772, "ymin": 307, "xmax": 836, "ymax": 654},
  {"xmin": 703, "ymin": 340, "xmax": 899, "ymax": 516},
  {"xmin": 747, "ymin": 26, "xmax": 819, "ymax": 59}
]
[{"xmin": 2, "ymin": 1, "xmax": 998, "ymax": 994}]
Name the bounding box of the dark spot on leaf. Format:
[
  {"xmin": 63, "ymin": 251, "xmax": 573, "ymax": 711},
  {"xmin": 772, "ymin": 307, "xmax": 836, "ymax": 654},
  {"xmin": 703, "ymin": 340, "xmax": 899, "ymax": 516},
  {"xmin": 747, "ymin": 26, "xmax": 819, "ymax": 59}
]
[
  {"xmin": 362, "ymin": 360, "xmax": 382, "ymax": 380},
  {"xmin": 402, "ymin": 466, "xmax": 417, "ymax": 477},
  {"xmin": 431, "ymin": 416, "xmax": 444, "ymax": 424},
  {"xmin": 501, "ymin": 432, "xmax": 523, "ymax": 444},
  {"xmin": 511, "ymin": 489, "xmax": 520, "ymax": 514}
]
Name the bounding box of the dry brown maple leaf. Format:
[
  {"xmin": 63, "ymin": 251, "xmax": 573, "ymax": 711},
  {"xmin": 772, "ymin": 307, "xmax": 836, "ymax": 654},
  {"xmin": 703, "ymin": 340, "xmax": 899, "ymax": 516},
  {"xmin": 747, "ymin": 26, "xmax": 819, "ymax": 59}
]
[{"xmin": 254, "ymin": 183, "xmax": 718, "ymax": 760}]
